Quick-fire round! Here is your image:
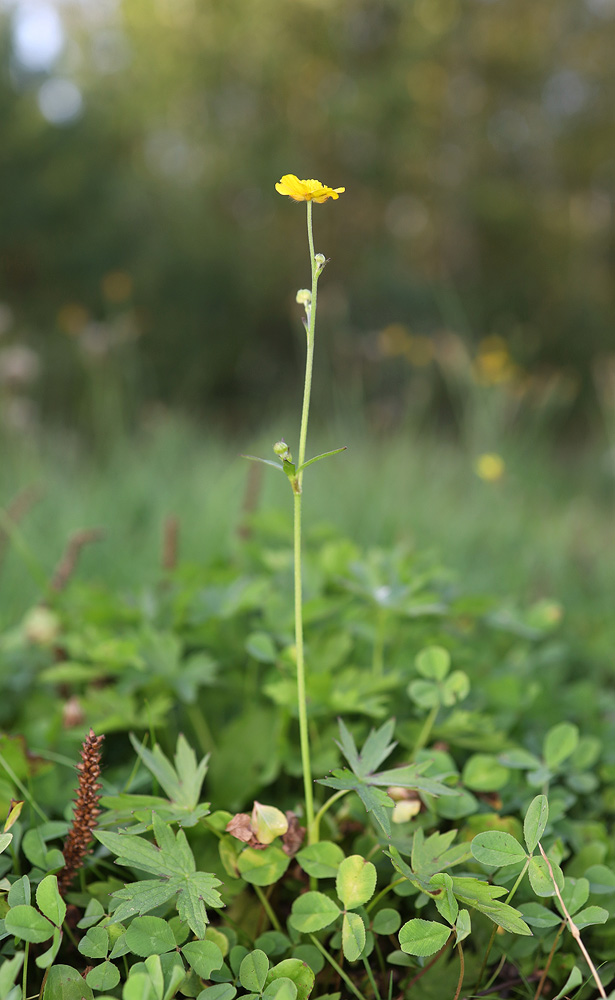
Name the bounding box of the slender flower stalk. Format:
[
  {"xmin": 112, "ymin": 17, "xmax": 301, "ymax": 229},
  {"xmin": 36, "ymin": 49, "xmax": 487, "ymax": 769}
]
[
  {"xmin": 293, "ymin": 200, "xmax": 319, "ymax": 842},
  {"xmin": 275, "ymin": 174, "xmax": 345, "ymax": 844}
]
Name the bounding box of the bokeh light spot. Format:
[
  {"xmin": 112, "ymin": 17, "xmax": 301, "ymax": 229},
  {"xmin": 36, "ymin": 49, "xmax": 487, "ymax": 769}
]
[
  {"xmin": 475, "ymin": 453, "xmax": 505, "ymax": 482},
  {"xmin": 12, "ymin": 1, "xmax": 63, "ymax": 71},
  {"xmin": 37, "ymin": 77, "xmax": 83, "ymax": 124},
  {"xmin": 57, "ymin": 303, "xmax": 90, "ymax": 335},
  {"xmin": 102, "ymin": 271, "xmax": 133, "ymax": 303}
]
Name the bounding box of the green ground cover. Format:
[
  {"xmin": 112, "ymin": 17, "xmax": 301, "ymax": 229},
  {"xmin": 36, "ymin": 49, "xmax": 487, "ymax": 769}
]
[
  {"xmin": 1, "ymin": 420, "xmax": 613, "ymax": 653},
  {"xmin": 1, "ymin": 420, "xmax": 614, "ymax": 998},
  {"xmin": 1, "ymin": 178, "xmax": 614, "ymax": 999}
]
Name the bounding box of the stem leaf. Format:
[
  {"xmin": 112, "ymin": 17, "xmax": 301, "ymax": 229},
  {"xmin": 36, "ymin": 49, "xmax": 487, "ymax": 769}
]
[{"xmin": 296, "ymin": 447, "xmax": 347, "ymax": 474}]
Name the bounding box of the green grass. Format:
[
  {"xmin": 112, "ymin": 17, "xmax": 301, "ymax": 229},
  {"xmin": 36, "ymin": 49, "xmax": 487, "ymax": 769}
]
[{"xmin": 1, "ymin": 418, "xmax": 613, "ymax": 659}]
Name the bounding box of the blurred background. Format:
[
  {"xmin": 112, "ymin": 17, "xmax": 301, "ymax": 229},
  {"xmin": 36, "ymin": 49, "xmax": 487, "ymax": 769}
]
[
  {"xmin": 1, "ymin": 0, "xmax": 614, "ymax": 437},
  {"xmin": 0, "ymin": 0, "xmax": 614, "ymax": 631}
]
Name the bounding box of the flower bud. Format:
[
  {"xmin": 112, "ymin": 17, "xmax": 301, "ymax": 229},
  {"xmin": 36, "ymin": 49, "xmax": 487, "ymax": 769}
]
[
  {"xmin": 273, "ymin": 440, "xmax": 292, "ymax": 462},
  {"xmin": 251, "ymin": 801, "xmax": 289, "ymax": 844},
  {"xmin": 314, "ymin": 253, "xmax": 326, "ymax": 267},
  {"xmin": 296, "ymin": 289, "xmax": 311, "ymax": 306},
  {"xmin": 4, "ymin": 799, "xmax": 24, "ymax": 832}
]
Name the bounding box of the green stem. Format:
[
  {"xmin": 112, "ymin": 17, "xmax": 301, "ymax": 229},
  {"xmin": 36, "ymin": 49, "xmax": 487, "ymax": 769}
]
[
  {"xmin": 298, "ymin": 200, "xmax": 318, "ymax": 479},
  {"xmin": 310, "ymin": 789, "xmax": 349, "ymax": 843},
  {"xmin": 372, "ymin": 608, "xmax": 387, "ymax": 676},
  {"xmin": 365, "ymin": 877, "xmax": 406, "ymax": 914},
  {"xmin": 362, "ymin": 954, "xmax": 382, "ymax": 1000},
  {"xmin": 23, "ymin": 942, "xmax": 29, "ymax": 1000},
  {"xmin": 254, "ymin": 884, "xmax": 282, "ymax": 933},
  {"xmin": 0, "ymin": 506, "xmax": 49, "ymax": 593},
  {"xmin": 476, "ymin": 858, "xmax": 530, "ymax": 989},
  {"xmin": 294, "ymin": 490, "xmax": 313, "ymax": 841},
  {"xmin": 186, "ymin": 702, "xmax": 216, "ymax": 754},
  {"xmin": 505, "ymin": 858, "xmax": 530, "ymax": 903},
  {"xmin": 309, "ymin": 935, "xmax": 368, "ymax": 1000},
  {"xmin": 412, "ymin": 705, "xmax": 439, "ymax": 757},
  {"xmin": 293, "ymin": 200, "xmax": 321, "ymax": 843},
  {"xmin": 62, "ymin": 920, "xmax": 78, "ymax": 949}
]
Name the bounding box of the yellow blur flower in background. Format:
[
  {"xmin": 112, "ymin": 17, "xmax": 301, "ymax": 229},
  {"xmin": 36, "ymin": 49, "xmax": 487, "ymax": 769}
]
[
  {"xmin": 475, "ymin": 453, "xmax": 505, "ymax": 482},
  {"xmin": 275, "ymin": 173, "xmax": 345, "ymax": 203}
]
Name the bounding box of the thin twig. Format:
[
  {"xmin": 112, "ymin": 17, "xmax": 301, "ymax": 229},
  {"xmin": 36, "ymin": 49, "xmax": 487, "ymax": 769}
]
[
  {"xmin": 237, "ymin": 460, "xmax": 263, "ymax": 540},
  {"xmin": 50, "ymin": 528, "xmax": 104, "ymax": 592},
  {"xmin": 161, "ymin": 515, "xmax": 179, "ymax": 571},
  {"xmin": 538, "ymin": 842, "xmax": 607, "ymax": 999},
  {"xmin": 0, "ymin": 484, "xmax": 42, "ymax": 568},
  {"xmin": 533, "ymin": 921, "xmax": 565, "ymax": 1000},
  {"xmin": 453, "ymin": 942, "xmax": 465, "ymax": 1000}
]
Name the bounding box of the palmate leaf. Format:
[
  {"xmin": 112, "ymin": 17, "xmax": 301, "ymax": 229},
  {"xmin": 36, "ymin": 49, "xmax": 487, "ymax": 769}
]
[
  {"xmin": 317, "ymin": 770, "xmax": 394, "ymax": 837},
  {"xmin": 95, "ymin": 813, "xmax": 223, "ymax": 937},
  {"xmin": 129, "ymin": 733, "xmax": 210, "ymax": 811},
  {"xmin": 100, "ymin": 733, "xmax": 211, "ymax": 829},
  {"xmin": 318, "ymin": 719, "xmax": 456, "ymax": 838},
  {"xmin": 336, "ymin": 718, "xmax": 397, "ymax": 777},
  {"xmin": 411, "ymin": 828, "xmax": 472, "ymax": 878}
]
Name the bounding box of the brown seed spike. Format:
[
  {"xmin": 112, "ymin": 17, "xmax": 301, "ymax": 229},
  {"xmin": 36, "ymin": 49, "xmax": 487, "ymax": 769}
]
[{"xmin": 57, "ymin": 729, "xmax": 104, "ymax": 896}]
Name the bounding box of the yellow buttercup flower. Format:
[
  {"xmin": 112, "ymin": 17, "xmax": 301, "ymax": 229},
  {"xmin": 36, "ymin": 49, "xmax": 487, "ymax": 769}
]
[
  {"xmin": 475, "ymin": 453, "xmax": 505, "ymax": 482},
  {"xmin": 275, "ymin": 173, "xmax": 345, "ymax": 203}
]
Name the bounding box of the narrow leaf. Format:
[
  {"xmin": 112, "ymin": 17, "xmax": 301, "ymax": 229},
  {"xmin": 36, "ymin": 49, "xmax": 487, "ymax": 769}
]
[
  {"xmin": 342, "ymin": 911, "xmax": 366, "ymax": 962},
  {"xmin": 528, "ymin": 855, "xmax": 564, "ymax": 897},
  {"xmin": 296, "ymin": 447, "xmax": 347, "ymax": 473},
  {"xmin": 241, "ymin": 455, "xmax": 284, "ymax": 472},
  {"xmin": 523, "ymin": 795, "xmax": 549, "ymax": 854},
  {"xmin": 36, "ymin": 875, "xmax": 66, "ymax": 928},
  {"xmin": 455, "ymin": 910, "xmax": 471, "ymax": 944}
]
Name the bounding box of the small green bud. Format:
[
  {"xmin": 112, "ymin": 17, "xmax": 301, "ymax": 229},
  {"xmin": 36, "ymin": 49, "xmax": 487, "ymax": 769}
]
[
  {"xmin": 314, "ymin": 253, "xmax": 330, "ymax": 277},
  {"xmin": 296, "ymin": 289, "xmax": 311, "ymax": 306},
  {"xmin": 273, "ymin": 439, "xmax": 292, "ymax": 462}
]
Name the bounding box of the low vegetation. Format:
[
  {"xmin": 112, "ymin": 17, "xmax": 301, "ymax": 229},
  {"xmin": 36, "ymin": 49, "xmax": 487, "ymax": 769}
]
[{"xmin": 0, "ymin": 180, "xmax": 614, "ymax": 1000}]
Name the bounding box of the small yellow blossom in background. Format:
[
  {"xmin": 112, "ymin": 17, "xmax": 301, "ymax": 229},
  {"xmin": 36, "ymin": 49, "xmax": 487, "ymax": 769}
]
[
  {"xmin": 473, "ymin": 335, "xmax": 517, "ymax": 386},
  {"xmin": 475, "ymin": 452, "xmax": 505, "ymax": 482},
  {"xmin": 275, "ymin": 173, "xmax": 345, "ymax": 203},
  {"xmin": 378, "ymin": 323, "xmax": 434, "ymax": 366},
  {"xmin": 57, "ymin": 303, "xmax": 89, "ymax": 335},
  {"xmin": 102, "ymin": 270, "xmax": 133, "ymax": 303}
]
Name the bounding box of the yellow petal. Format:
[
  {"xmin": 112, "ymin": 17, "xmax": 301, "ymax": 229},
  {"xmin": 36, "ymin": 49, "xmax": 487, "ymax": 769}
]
[{"xmin": 275, "ymin": 174, "xmax": 345, "ymax": 202}]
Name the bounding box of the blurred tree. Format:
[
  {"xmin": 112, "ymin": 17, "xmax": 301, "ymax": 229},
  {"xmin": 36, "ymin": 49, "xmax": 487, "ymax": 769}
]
[{"xmin": 0, "ymin": 0, "xmax": 613, "ymax": 432}]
